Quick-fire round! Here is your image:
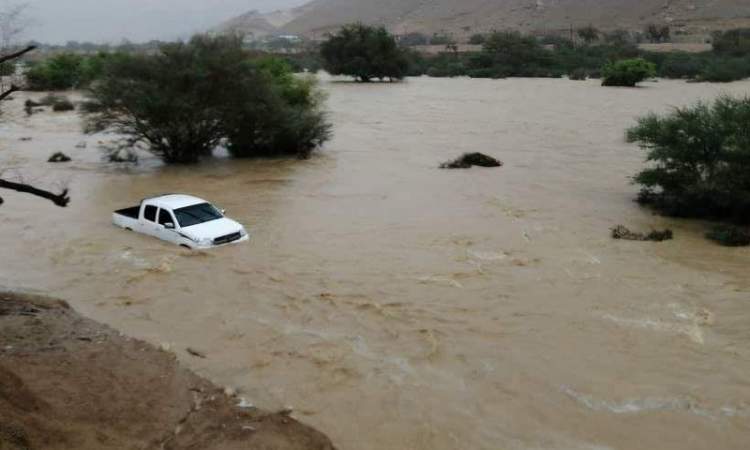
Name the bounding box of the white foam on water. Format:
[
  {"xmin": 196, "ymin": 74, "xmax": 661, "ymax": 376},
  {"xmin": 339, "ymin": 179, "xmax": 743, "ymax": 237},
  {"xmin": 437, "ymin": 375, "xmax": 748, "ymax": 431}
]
[
  {"xmin": 467, "ymin": 250, "xmax": 509, "ymax": 262},
  {"xmin": 601, "ymin": 313, "xmax": 705, "ymax": 344},
  {"xmin": 561, "ymin": 386, "xmax": 750, "ymax": 420}
]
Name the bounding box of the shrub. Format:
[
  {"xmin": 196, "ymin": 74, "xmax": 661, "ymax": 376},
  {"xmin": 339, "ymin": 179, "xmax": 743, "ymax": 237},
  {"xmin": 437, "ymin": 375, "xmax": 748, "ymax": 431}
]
[
  {"xmin": 320, "ymin": 23, "xmax": 409, "ymax": 82},
  {"xmin": 26, "ymin": 54, "xmax": 84, "ymax": 90},
  {"xmin": 712, "ymin": 28, "xmax": 750, "ymax": 56},
  {"xmin": 84, "ymin": 35, "xmax": 331, "ymax": 164},
  {"xmin": 697, "ymin": 58, "xmax": 750, "ymax": 82},
  {"xmin": 601, "ymin": 58, "xmax": 656, "ymax": 86},
  {"xmin": 471, "ymin": 31, "xmax": 553, "ymax": 77},
  {"xmin": 429, "ymin": 33, "xmax": 453, "ymax": 46},
  {"xmin": 469, "ymin": 34, "xmax": 486, "ymax": 45},
  {"xmin": 657, "ymin": 53, "xmax": 704, "ymax": 79},
  {"xmin": 706, "ymin": 225, "xmax": 750, "ymax": 247},
  {"xmin": 568, "ymin": 68, "xmax": 588, "ymax": 80},
  {"xmin": 52, "ymin": 98, "xmax": 75, "ymax": 112},
  {"xmin": 0, "ymin": 62, "xmax": 14, "ymax": 76},
  {"xmin": 627, "ymin": 96, "xmax": 750, "ymax": 224},
  {"xmin": 577, "ymin": 26, "xmax": 600, "ymax": 44},
  {"xmin": 224, "ymin": 57, "xmax": 331, "ymax": 159}
]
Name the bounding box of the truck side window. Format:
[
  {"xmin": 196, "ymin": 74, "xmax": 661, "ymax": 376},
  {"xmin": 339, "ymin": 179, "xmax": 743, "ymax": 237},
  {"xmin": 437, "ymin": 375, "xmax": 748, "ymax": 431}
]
[
  {"xmin": 158, "ymin": 209, "xmax": 173, "ymax": 226},
  {"xmin": 144, "ymin": 205, "xmax": 157, "ymax": 222}
]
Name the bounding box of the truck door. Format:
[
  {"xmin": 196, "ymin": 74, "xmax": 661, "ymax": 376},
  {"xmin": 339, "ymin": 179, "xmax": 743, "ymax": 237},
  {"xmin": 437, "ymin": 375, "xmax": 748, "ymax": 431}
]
[
  {"xmin": 141, "ymin": 204, "xmax": 160, "ymax": 237},
  {"xmin": 157, "ymin": 208, "xmax": 180, "ymax": 244}
]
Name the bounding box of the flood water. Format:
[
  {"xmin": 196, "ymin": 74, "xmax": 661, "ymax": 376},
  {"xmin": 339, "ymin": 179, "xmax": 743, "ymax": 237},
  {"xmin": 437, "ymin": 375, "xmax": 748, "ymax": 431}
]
[{"xmin": 1, "ymin": 77, "xmax": 750, "ymax": 450}]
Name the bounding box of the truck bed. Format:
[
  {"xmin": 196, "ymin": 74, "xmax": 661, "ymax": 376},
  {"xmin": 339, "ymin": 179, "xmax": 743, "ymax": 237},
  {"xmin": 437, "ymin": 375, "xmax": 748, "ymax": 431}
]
[{"xmin": 114, "ymin": 206, "xmax": 140, "ymax": 219}]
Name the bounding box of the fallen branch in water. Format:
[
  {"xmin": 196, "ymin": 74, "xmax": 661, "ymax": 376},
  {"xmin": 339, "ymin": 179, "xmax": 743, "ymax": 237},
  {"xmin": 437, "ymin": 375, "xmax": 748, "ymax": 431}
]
[{"xmin": 0, "ymin": 179, "xmax": 70, "ymax": 207}]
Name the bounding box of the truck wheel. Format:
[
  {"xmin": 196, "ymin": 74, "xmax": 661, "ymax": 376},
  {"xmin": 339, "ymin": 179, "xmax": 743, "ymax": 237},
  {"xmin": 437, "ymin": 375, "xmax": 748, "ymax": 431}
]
[{"xmin": 125, "ymin": 227, "xmax": 132, "ymax": 231}]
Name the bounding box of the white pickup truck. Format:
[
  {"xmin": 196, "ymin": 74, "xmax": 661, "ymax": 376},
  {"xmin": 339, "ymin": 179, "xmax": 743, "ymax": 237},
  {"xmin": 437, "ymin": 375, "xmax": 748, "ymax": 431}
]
[{"xmin": 113, "ymin": 194, "xmax": 249, "ymax": 249}]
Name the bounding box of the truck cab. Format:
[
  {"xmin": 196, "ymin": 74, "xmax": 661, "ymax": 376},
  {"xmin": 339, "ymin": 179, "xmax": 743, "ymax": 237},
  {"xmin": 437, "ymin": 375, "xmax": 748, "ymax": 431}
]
[{"xmin": 113, "ymin": 194, "xmax": 249, "ymax": 249}]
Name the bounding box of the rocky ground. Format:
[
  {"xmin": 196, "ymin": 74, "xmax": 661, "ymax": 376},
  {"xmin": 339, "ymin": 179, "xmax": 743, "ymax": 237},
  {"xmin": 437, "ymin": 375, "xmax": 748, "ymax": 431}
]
[{"xmin": 0, "ymin": 292, "xmax": 336, "ymax": 450}]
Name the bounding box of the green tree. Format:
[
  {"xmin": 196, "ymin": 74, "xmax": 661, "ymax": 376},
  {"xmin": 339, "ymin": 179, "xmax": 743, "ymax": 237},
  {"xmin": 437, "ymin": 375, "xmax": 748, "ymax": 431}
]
[
  {"xmin": 712, "ymin": 28, "xmax": 750, "ymax": 56},
  {"xmin": 468, "ymin": 33, "xmax": 486, "ymax": 45},
  {"xmin": 470, "ymin": 31, "xmax": 553, "ymax": 77},
  {"xmin": 320, "ymin": 23, "xmax": 409, "ymax": 82},
  {"xmin": 83, "ymin": 35, "xmax": 331, "ymax": 164},
  {"xmin": 577, "ymin": 26, "xmax": 600, "ymax": 44},
  {"xmin": 25, "ymin": 53, "xmax": 85, "ymax": 90},
  {"xmin": 627, "ymin": 96, "xmax": 750, "ymax": 223},
  {"xmin": 601, "ymin": 58, "xmax": 656, "ymax": 86}
]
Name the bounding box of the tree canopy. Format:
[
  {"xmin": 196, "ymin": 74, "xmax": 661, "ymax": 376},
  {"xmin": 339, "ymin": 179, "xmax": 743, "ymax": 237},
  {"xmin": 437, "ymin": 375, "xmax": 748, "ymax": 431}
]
[
  {"xmin": 627, "ymin": 96, "xmax": 750, "ymax": 223},
  {"xmin": 320, "ymin": 23, "xmax": 409, "ymax": 82},
  {"xmin": 83, "ymin": 35, "xmax": 330, "ymax": 164}
]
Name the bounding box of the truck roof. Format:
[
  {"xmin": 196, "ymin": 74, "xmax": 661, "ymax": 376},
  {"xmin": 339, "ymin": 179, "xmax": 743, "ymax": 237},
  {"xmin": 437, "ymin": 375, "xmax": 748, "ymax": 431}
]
[{"xmin": 145, "ymin": 194, "xmax": 207, "ymax": 210}]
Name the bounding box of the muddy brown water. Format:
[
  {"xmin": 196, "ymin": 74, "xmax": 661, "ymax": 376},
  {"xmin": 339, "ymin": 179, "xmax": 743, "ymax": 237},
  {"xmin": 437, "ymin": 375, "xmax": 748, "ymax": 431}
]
[{"xmin": 1, "ymin": 77, "xmax": 749, "ymax": 450}]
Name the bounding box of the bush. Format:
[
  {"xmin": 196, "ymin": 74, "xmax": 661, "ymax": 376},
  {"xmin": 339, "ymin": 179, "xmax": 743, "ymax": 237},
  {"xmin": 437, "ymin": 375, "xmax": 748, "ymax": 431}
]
[
  {"xmin": 627, "ymin": 96, "xmax": 750, "ymax": 224},
  {"xmin": 470, "ymin": 31, "xmax": 553, "ymax": 77},
  {"xmin": 320, "ymin": 23, "xmax": 409, "ymax": 82},
  {"xmin": 601, "ymin": 58, "xmax": 656, "ymax": 86},
  {"xmin": 697, "ymin": 58, "xmax": 750, "ymax": 82},
  {"xmin": 0, "ymin": 62, "xmax": 14, "ymax": 76},
  {"xmin": 568, "ymin": 68, "xmax": 588, "ymax": 80},
  {"xmin": 26, "ymin": 54, "xmax": 84, "ymax": 90},
  {"xmin": 83, "ymin": 35, "xmax": 331, "ymax": 164},
  {"xmin": 712, "ymin": 28, "xmax": 750, "ymax": 56},
  {"xmin": 468, "ymin": 34, "xmax": 486, "ymax": 45},
  {"xmin": 706, "ymin": 225, "xmax": 750, "ymax": 247},
  {"xmin": 52, "ymin": 98, "xmax": 75, "ymax": 112}
]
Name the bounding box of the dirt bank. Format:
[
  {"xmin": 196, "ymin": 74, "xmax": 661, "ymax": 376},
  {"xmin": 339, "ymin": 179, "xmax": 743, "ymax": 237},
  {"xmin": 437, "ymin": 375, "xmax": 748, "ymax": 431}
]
[{"xmin": 0, "ymin": 292, "xmax": 336, "ymax": 450}]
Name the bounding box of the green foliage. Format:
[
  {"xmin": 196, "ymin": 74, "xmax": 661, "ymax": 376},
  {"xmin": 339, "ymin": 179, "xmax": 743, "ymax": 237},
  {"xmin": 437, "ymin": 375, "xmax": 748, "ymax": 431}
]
[
  {"xmin": 429, "ymin": 33, "xmax": 453, "ymax": 46},
  {"xmin": 320, "ymin": 23, "xmax": 409, "ymax": 82},
  {"xmin": 0, "ymin": 62, "xmax": 14, "ymax": 76},
  {"xmin": 706, "ymin": 225, "xmax": 750, "ymax": 247},
  {"xmin": 712, "ymin": 28, "xmax": 750, "ymax": 56},
  {"xmin": 627, "ymin": 96, "xmax": 750, "ymax": 223},
  {"xmin": 645, "ymin": 24, "xmax": 671, "ymax": 43},
  {"xmin": 25, "ymin": 52, "xmax": 115, "ymax": 91},
  {"xmin": 577, "ymin": 26, "xmax": 600, "ymax": 44},
  {"xmin": 568, "ymin": 68, "xmax": 588, "ymax": 80},
  {"xmin": 26, "ymin": 54, "xmax": 84, "ymax": 90},
  {"xmin": 601, "ymin": 58, "xmax": 656, "ymax": 86},
  {"xmin": 697, "ymin": 57, "xmax": 750, "ymax": 82},
  {"xmin": 83, "ymin": 35, "xmax": 331, "ymax": 164},
  {"xmin": 470, "ymin": 31, "xmax": 555, "ymax": 77},
  {"xmin": 468, "ymin": 34, "xmax": 486, "ymax": 45}
]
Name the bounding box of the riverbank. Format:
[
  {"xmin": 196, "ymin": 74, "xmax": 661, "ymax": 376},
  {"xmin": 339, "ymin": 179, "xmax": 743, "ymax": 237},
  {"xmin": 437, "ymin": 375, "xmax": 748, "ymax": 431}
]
[{"xmin": 0, "ymin": 291, "xmax": 336, "ymax": 450}]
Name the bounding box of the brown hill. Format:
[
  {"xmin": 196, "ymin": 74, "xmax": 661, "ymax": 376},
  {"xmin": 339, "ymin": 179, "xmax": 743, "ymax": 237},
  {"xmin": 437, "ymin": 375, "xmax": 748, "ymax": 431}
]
[{"xmin": 236, "ymin": 0, "xmax": 750, "ymax": 40}]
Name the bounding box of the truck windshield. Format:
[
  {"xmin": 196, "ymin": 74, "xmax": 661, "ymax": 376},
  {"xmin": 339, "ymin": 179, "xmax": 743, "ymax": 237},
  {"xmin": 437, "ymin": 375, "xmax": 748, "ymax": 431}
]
[{"xmin": 173, "ymin": 203, "xmax": 223, "ymax": 228}]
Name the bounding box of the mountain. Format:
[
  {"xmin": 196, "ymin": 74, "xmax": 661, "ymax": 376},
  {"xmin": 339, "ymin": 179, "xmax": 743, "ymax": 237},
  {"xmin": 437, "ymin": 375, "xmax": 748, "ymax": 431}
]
[
  {"xmin": 214, "ymin": 10, "xmax": 280, "ymax": 38},
  {"xmin": 220, "ymin": 0, "xmax": 750, "ymax": 40}
]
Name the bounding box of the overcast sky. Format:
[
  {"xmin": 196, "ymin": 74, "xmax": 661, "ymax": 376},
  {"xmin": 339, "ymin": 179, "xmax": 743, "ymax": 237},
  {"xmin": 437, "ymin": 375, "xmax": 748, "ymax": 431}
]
[{"xmin": 20, "ymin": 0, "xmax": 305, "ymax": 44}]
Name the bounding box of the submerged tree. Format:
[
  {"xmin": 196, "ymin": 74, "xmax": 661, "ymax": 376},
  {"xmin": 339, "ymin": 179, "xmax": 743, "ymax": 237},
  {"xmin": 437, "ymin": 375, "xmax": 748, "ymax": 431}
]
[
  {"xmin": 601, "ymin": 58, "xmax": 656, "ymax": 86},
  {"xmin": 0, "ymin": 2, "xmax": 70, "ymax": 208},
  {"xmin": 320, "ymin": 23, "xmax": 409, "ymax": 82},
  {"xmin": 627, "ymin": 95, "xmax": 750, "ymax": 223},
  {"xmin": 83, "ymin": 35, "xmax": 330, "ymax": 163}
]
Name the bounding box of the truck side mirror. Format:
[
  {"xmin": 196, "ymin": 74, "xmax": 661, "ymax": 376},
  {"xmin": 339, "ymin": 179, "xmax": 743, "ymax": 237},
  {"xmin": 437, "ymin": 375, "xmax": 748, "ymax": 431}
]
[{"xmin": 164, "ymin": 222, "xmax": 175, "ymax": 229}]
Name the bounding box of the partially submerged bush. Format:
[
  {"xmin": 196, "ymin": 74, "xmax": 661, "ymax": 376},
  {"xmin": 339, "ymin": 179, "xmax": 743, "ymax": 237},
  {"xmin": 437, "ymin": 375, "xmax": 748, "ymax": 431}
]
[
  {"xmin": 48, "ymin": 152, "xmax": 71, "ymax": 163},
  {"xmin": 568, "ymin": 68, "xmax": 588, "ymax": 80},
  {"xmin": 706, "ymin": 225, "xmax": 750, "ymax": 247},
  {"xmin": 627, "ymin": 95, "xmax": 750, "ymax": 224},
  {"xmin": 51, "ymin": 98, "xmax": 75, "ymax": 112},
  {"xmin": 611, "ymin": 225, "xmax": 673, "ymax": 242},
  {"xmin": 440, "ymin": 153, "xmax": 503, "ymax": 169},
  {"xmin": 602, "ymin": 58, "xmax": 656, "ymax": 86},
  {"xmin": 83, "ymin": 35, "xmax": 331, "ymax": 164}
]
